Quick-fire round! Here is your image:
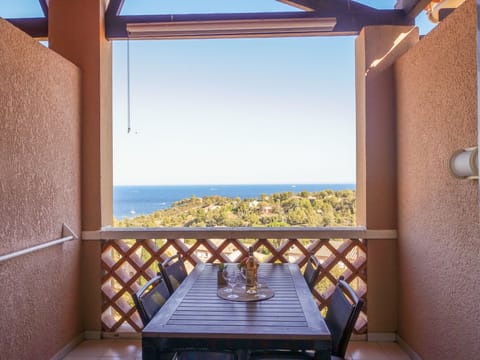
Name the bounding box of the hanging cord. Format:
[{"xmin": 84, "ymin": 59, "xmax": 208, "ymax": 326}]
[{"xmin": 127, "ymin": 39, "xmax": 132, "ymax": 134}]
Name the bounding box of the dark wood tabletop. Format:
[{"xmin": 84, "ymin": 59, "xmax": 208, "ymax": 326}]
[{"xmin": 142, "ymin": 263, "xmax": 331, "ymax": 360}]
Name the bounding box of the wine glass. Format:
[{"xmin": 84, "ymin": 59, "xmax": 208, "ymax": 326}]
[{"xmin": 222, "ymin": 266, "xmax": 239, "ymax": 299}]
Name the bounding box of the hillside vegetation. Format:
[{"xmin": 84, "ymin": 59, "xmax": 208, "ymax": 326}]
[{"xmin": 114, "ymin": 190, "xmax": 355, "ymax": 227}]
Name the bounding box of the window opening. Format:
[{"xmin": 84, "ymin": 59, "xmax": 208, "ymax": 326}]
[{"xmin": 113, "ymin": 36, "xmax": 356, "ymax": 227}]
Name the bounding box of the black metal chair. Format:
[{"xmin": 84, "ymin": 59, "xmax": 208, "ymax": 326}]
[
  {"xmin": 303, "ymin": 254, "xmax": 321, "ymax": 290},
  {"xmin": 248, "ymin": 276, "xmax": 364, "ymax": 360},
  {"xmin": 159, "ymin": 254, "xmax": 188, "ymax": 293},
  {"xmin": 324, "ymin": 276, "xmax": 364, "ymax": 359},
  {"xmin": 133, "ymin": 274, "xmax": 171, "ymax": 326},
  {"xmin": 133, "ymin": 274, "xmax": 237, "ymax": 360}
]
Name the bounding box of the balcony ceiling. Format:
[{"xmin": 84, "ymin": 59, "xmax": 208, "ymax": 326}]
[{"xmin": 2, "ymin": 0, "xmax": 432, "ymax": 39}]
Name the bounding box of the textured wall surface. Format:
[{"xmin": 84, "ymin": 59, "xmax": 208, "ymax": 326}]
[
  {"xmin": 0, "ymin": 19, "xmax": 82, "ymax": 359},
  {"xmin": 395, "ymin": 1, "xmax": 480, "ymax": 358},
  {"xmin": 356, "ymin": 26, "xmax": 418, "ymax": 333},
  {"xmin": 49, "ymin": 0, "xmax": 112, "ymax": 331}
]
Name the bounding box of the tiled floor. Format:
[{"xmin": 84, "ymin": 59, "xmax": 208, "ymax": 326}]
[
  {"xmin": 63, "ymin": 339, "xmax": 142, "ymax": 360},
  {"xmin": 63, "ymin": 340, "xmax": 411, "ymax": 360}
]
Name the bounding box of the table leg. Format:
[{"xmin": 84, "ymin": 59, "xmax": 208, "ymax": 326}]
[
  {"xmin": 142, "ymin": 337, "xmax": 175, "ymax": 360},
  {"xmin": 237, "ymin": 348, "xmax": 249, "ymax": 360},
  {"xmin": 313, "ymin": 349, "xmax": 330, "ymax": 360}
]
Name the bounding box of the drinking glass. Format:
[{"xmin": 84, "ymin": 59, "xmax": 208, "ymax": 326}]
[
  {"xmin": 257, "ymin": 273, "xmax": 266, "ymax": 289},
  {"xmin": 222, "ymin": 266, "xmax": 239, "ymax": 299}
]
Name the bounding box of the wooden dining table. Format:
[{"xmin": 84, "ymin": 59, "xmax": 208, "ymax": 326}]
[{"xmin": 142, "ymin": 263, "xmax": 331, "ymax": 360}]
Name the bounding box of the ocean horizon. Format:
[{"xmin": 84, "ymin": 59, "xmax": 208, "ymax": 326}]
[{"xmin": 113, "ymin": 183, "xmax": 356, "ymax": 220}]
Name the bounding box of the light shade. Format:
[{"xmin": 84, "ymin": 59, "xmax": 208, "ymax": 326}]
[
  {"xmin": 449, "ymin": 146, "xmax": 478, "ymax": 179},
  {"xmin": 126, "ymin": 17, "xmax": 337, "ymax": 39}
]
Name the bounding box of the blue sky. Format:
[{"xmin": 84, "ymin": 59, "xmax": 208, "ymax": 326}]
[
  {"xmin": 121, "ymin": 0, "xmax": 300, "ymax": 14},
  {"xmin": 114, "ymin": 0, "xmax": 356, "ymax": 186},
  {"xmin": 0, "ymin": 0, "xmax": 436, "ymax": 185},
  {"xmin": 113, "ymin": 35, "xmax": 356, "ymax": 185}
]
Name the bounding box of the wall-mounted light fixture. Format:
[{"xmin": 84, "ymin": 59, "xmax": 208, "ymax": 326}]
[
  {"xmin": 126, "ymin": 17, "xmax": 337, "ymax": 40},
  {"xmin": 449, "ymin": 146, "xmax": 478, "ymax": 179}
]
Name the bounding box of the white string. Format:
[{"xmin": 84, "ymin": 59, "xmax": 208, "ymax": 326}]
[{"xmin": 127, "ymin": 39, "xmax": 131, "ymax": 134}]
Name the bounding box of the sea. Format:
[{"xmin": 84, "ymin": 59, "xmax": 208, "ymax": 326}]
[{"xmin": 114, "ymin": 184, "xmax": 355, "ymax": 220}]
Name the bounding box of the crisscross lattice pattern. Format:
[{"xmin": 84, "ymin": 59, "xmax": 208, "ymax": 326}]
[{"xmin": 100, "ymin": 230, "xmax": 367, "ymax": 333}]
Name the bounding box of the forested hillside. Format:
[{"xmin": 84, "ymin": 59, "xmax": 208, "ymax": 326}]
[{"xmin": 114, "ymin": 190, "xmax": 355, "ymax": 227}]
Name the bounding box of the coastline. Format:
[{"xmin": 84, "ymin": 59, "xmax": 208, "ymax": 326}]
[{"xmin": 114, "ymin": 183, "xmax": 356, "ymax": 220}]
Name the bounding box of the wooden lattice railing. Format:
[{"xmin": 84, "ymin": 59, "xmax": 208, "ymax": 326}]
[{"xmin": 92, "ymin": 227, "xmax": 371, "ymax": 334}]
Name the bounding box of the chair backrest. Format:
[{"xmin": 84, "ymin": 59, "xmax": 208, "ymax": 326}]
[
  {"xmin": 324, "ymin": 276, "xmax": 364, "ymax": 358},
  {"xmin": 132, "ymin": 275, "xmax": 171, "ymax": 326},
  {"xmin": 303, "ymin": 254, "xmax": 321, "ymax": 290},
  {"xmin": 159, "ymin": 254, "xmax": 188, "ymax": 294}
]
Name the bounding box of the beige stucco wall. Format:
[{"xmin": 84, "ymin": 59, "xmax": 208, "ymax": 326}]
[
  {"xmin": 356, "ymin": 25, "xmax": 417, "ymax": 334},
  {"xmin": 395, "ymin": 0, "xmax": 480, "ymax": 358},
  {"xmin": 0, "ymin": 19, "xmax": 82, "ymax": 359},
  {"xmin": 49, "ymin": 0, "xmax": 112, "ymax": 331}
]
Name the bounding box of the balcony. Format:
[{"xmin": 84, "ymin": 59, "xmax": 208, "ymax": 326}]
[
  {"xmin": 1, "ymin": 1, "xmax": 479, "ymax": 360},
  {"xmin": 88, "ymin": 227, "xmax": 374, "ymax": 333}
]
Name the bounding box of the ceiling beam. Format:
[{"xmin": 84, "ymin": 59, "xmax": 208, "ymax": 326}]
[
  {"xmin": 6, "ymin": 18, "xmax": 48, "ymax": 39},
  {"xmin": 38, "ymin": 0, "xmax": 48, "ymax": 17},
  {"xmin": 4, "ymin": 0, "xmax": 414, "ymax": 41},
  {"xmin": 277, "ymin": 0, "xmax": 376, "ymax": 12},
  {"xmin": 395, "ymin": 0, "xmax": 431, "ymax": 19},
  {"xmin": 333, "ymin": 9, "xmax": 412, "ymax": 33},
  {"xmin": 105, "ymin": 0, "xmax": 125, "ymax": 18},
  {"xmin": 275, "ymin": 0, "xmax": 317, "ymax": 11},
  {"xmin": 106, "ymin": 9, "xmax": 413, "ymax": 39}
]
